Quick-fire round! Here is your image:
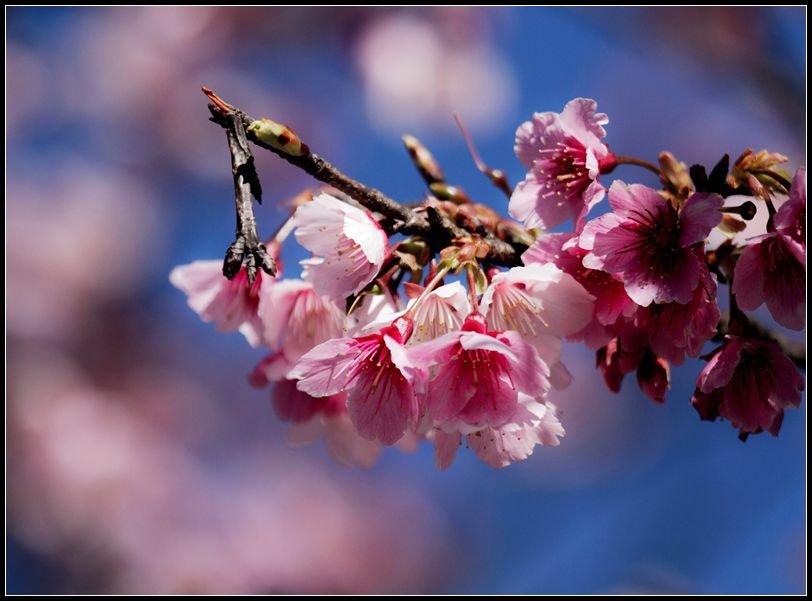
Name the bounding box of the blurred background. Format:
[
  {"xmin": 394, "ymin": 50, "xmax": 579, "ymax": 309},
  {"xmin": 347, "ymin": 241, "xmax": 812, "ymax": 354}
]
[{"xmin": 6, "ymin": 7, "xmax": 806, "ymax": 594}]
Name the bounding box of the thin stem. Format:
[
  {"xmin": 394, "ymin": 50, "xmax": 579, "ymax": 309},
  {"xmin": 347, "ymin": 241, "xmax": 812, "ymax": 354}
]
[
  {"xmin": 466, "ymin": 267, "xmax": 480, "ymax": 312},
  {"xmin": 408, "ymin": 265, "xmax": 452, "ymax": 313},
  {"xmin": 615, "ymin": 155, "xmax": 662, "ymax": 177},
  {"xmin": 454, "ymin": 112, "xmax": 512, "ymax": 199}
]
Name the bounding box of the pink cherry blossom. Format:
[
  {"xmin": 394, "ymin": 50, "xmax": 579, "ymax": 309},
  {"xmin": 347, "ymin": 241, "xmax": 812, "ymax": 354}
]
[
  {"xmin": 510, "ymin": 98, "xmax": 616, "ymax": 230},
  {"xmin": 294, "ymin": 192, "xmax": 388, "ymax": 299},
  {"xmin": 636, "ymin": 260, "xmax": 721, "ymax": 364},
  {"xmin": 169, "ymin": 260, "xmax": 272, "ymax": 347},
  {"xmin": 289, "ymin": 316, "xmax": 421, "ymax": 445},
  {"xmin": 691, "ymin": 336, "xmax": 804, "ymax": 437},
  {"xmin": 410, "ymin": 313, "xmax": 550, "ymax": 432},
  {"xmin": 433, "ymin": 397, "xmax": 565, "ymax": 470},
  {"xmin": 249, "ymin": 352, "xmax": 381, "ymax": 467},
  {"xmin": 479, "ymin": 263, "xmax": 593, "ymax": 388},
  {"xmin": 522, "ymin": 233, "xmax": 636, "ymax": 349},
  {"xmin": 732, "ymin": 168, "xmax": 806, "ymax": 331},
  {"xmin": 258, "ymin": 279, "xmax": 348, "ymax": 361},
  {"xmin": 405, "ymin": 281, "xmax": 470, "ymax": 343},
  {"xmin": 582, "ymin": 182, "xmax": 723, "ymax": 306}
]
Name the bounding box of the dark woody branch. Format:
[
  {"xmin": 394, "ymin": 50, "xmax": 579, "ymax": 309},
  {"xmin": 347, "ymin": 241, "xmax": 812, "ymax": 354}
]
[
  {"xmin": 203, "ymin": 87, "xmax": 522, "ymax": 267},
  {"xmin": 221, "ymin": 112, "xmax": 277, "ymax": 283}
]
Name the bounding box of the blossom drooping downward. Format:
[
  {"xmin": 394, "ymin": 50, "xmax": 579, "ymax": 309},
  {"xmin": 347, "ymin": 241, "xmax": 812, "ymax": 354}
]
[
  {"xmin": 289, "ymin": 316, "xmax": 421, "ymax": 445},
  {"xmin": 258, "ymin": 279, "xmax": 347, "ymax": 361},
  {"xmin": 583, "ymin": 182, "xmax": 723, "ymax": 306},
  {"xmin": 691, "ymin": 337, "xmax": 804, "ymax": 438},
  {"xmin": 169, "ymin": 261, "xmax": 271, "ymax": 347},
  {"xmin": 294, "ymin": 193, "xmax": 388, "ymax": 299},
  {"xmin": 732, "ymin": 167, "xmax": 806, "ymax": 330},
  {"xmin": 510, "ymin": 98, "xmax": 616, "ymax": 230},
  {"xmin": 410, "ymin": 313, "xmax": 550, "ymax": 433}
]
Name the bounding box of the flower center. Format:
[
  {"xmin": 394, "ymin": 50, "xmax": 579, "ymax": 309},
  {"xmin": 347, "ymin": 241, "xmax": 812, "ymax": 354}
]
[{"xmin": 536, "ymin": 138, "xmax": 591, "ymax": 205}]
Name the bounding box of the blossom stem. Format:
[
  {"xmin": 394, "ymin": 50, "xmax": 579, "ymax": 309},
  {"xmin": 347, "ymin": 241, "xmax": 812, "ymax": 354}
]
[
  {"xmin": 203, "ymin": 87, "xmax": 523, "ymax": 267},
  {"xmin": 615, "ymin": 155, "xmax": 662, "ymax": 177},
  {"xmin": 466, "ymin": 267, "xmax": 480, "ymax": 312},
  {"xmin": 454, "ymin": 112, "xmax": 512, "ymax": 199}
]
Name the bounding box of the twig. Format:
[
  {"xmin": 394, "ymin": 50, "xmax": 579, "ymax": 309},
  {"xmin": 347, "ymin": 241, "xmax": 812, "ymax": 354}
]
[
  {"xmin": 221, "ymin": 112, "xmax": 277, "ymax": 283},
  {"xmin": 454, "ymin": 112, "xmax": 512, "ymax": 199},
  {"xmin": 615, "ymin": 155, "xmax": 662, "ymax": 177},
  {"xmin": 203, "ymin": 88, "xmax": 522, "ymax": 267}
]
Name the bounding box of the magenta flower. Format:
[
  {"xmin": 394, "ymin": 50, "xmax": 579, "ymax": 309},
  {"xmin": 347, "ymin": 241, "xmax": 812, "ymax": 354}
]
[
  {"xmin": 582, "ymin": 182, "xmax": 723, "ymax": 306},
  {"xmin": 434, "ymin": 396, "xmax": 565, "ymax": 470},
  {"xmin": 522, "ymin": 233, "xmax": 636, "ymax": 349},
  {"xmin": 294, "ymin": 193, "xmax": 388, "ymax": 299},
  {"xmin": 691, "ymin": 337, "xmax": 804, "ymax": 437},
  {"xmin": 510, "ymin": 98, "xmax": 616, "ymax": 230},
  {"xmin": 258, "ymin": 279, "xmax": 348, "ymax": 361},
  {"xmin": 249, "ymin": 352, "xmax": 381, "ymax": 467},
  {"xmin": 289, "ymin": 316, "xmax": 421, "ymax": 445},
  {"xmin": 409, "ymin": 313, "xmax": 550, "ymax": 432},
  {"xmin": 169, "ymin": 261, "xmax": 272, "ymax": 347},
  {"xmin": 596, "ymin": 335, "xmax": 671, "ymax": 404},
  {"xmin": 732, "ymin": 167, "xmax": 806, "ymax": 330},
  {"xmin": 636, "ymin": 262, "xmax": 721, "ymax": 365}
]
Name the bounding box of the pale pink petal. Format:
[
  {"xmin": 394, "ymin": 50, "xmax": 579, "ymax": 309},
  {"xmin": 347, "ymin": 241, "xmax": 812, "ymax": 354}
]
[
  {"xmin": 293, "ymin": 194, "xmax": 348, "ymax": 255},
  {"xmin": 520, "ymin": 232, "xmax": 572, "ymax": 266},
  {"xmin": 509, "ymin": 176, "xmax": 547, "ymax": 228},
  {"xmin": 258, "ymin": 279, "xmax": 310, "ymax": 349},
  {"xmin": 498, "ymin": 330, "xmax": 551, "ymax": 394},
  {"xmin": 575, "ymin": 180, "xmax": 606, "ymax": 230},
  {"xmin": 559, "ymin": 98, "xmax": 609, "ymax": 155},
  {"xmin": 679, "ymin": 192, "xmax": 723, "ymax": 247},
  {"xmin": 342, "ymin": 211, "xmax": 387, "ymax": 265},
  {"xmin": 290, "ymin": 338, "xmax": 360, "ymax": 397}
]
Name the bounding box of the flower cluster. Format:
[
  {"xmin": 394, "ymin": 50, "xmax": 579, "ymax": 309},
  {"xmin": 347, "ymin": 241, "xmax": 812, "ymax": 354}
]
[{"xmin": 174, "ymin": 98, "xmax": 806, "ymax": 468}]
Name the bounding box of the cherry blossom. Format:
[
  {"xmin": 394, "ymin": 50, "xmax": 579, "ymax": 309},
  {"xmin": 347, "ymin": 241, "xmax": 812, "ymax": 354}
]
[
  {"xmin": 289, "ymin": 316, "xmax": 421, "ymax": 445},
  {"xmin": 258, "ymin": 279, "xmax": 347, "ymax": 361},
  {"xmin": 433, "ymin": 396, "xmax": 565, "ymax": 469},
  {"xmin": 170, "ymin": 261, "xmax": 272, "ymax": 346},
  {"xmin": 511, "ymin": 98, "xmax": 616, "ymax": 230},
  {"xmin": 582, "ymin": 182, "xmax": 723, "ymax": 306},
  {"xmin": 522, "ymin": 233, "xmax": 637, "ymax": 350},
  {"xmin": 294, "ymin": 192, "xmax": 388, "ymax": 299},
  {"xmin": 691, "ymin": 337, "xmax": 804, "ymax": 437},
  {"xmin": 410, "ymin": 313, "xmax": 550, "ymax": 433},
  {"xmin": 732, "ymin": 167, "xmax": 806, "ymax": 330}
]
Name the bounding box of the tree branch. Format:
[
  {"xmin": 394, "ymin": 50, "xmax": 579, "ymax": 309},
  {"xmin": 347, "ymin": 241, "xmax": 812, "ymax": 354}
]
[
  {"xmin": 221, "ymin": 112, "xmax": 277, "ymax": 283},
  {"xmin": 203, "ymin": 88, "xmax": 522, "ymax": 267}
]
